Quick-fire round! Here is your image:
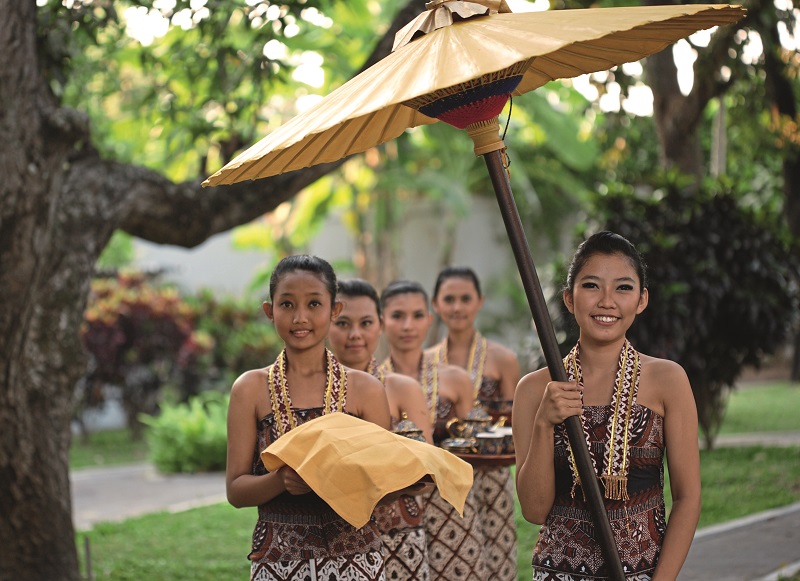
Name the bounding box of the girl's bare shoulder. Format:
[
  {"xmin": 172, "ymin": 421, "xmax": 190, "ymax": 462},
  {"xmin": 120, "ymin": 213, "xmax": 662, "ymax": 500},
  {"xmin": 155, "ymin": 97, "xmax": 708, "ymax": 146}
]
[
  {"xmin": 346, "ymin": 368, "xmax": 385, "ymax": 395},
  {"xmin": 517, "ymin": 366, "xmax": 551, "ymax": 387},
  {"xmin": 638, "ymin": 353, "xmax": 689, "ymax": 385},
  {"xmin": 637, "ymin": 354, "xmax": 693, "ymax": 415},
  {"xmin": 230, "ymin": 367, "xmax": 270, "ymax": 398},
  {"xmin": 439, "ymin": 361, "xmax": 471, "ymax": 382},
  {"xmin": 385, "ymin": 372, "xmax": 423, "ymax": 395},
  {"xmin": 487, "ymin": 339, "xmax": 519, "ymax": 363}
]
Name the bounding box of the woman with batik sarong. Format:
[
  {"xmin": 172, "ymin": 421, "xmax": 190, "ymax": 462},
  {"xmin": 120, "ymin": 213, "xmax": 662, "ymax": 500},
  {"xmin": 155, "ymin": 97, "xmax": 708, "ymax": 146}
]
[
  {"xmin": 514, "ymin": 232, "xmax": 701, "ymax": 580},
  {"xmin": 431, "ymin": 266, "xmax": 520, "ymax": 581},
  {"xmin": 226, "ymin": 255, "xmax": 393, "ymax": 581},
  {"xmin": 328, "ymin": 278, "xmax": 433, "ymax": 581},
  {"xmin": 379, "ymin": 280, "xmax": 486, "ymax": 581}
]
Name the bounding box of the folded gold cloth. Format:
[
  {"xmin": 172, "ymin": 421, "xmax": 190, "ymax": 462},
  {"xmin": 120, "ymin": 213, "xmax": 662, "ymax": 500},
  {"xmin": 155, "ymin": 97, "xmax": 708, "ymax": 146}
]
[{"xmin": 261, "ymin": 412, "xmax": 473, "ymax": 528}]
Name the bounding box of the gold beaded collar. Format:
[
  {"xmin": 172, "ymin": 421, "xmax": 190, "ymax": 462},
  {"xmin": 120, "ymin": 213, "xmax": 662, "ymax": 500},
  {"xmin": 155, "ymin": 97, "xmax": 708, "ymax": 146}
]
[{"xmin": 268, "ymin": 348, "xmax": 346, "ymax": 438}]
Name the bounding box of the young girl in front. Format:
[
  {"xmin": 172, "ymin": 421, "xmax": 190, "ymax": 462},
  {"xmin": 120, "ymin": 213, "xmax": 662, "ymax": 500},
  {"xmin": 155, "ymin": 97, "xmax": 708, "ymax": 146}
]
[
  {"xmin": 431, "ymin": 266, "xmax": 520, "ymax": 581},
  {"xmin": 328, "ymin": 278, "xmax": 433, "ymax": 580},
  {"xmin": 514, "ymin": 231, "xmax": 701, "ymax": 580},
  {"xmin": 226, "ymin": 255, "xmax": 392, "ymax": 581}
]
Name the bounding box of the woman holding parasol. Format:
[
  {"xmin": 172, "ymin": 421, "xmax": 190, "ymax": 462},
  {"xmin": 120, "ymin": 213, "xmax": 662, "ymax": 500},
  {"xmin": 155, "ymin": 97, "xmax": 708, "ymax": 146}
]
[{"xmin": 513, "ymin": 232, "xmax": 701, "ymax": 580}]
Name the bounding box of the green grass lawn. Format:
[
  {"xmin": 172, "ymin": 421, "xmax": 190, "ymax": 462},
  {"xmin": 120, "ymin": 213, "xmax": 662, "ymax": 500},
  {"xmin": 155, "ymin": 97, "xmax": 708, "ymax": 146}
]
[
  {"xmin": 715, "ymin": 381, "xmax": 800, "ymax": 435},
  {"xmin": 77, "ymin": 503, "xmax": 254, "ymax": 581},
  {"xmin": 70, "ymin": 429, "xmax": 148, "ymax": 470}
]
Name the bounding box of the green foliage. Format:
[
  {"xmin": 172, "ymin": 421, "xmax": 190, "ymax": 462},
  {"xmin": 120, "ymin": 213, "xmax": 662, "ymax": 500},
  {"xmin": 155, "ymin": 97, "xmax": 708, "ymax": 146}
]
[
  {"xmin": 49, "ymin": 0, "xmax": 396, "ymax": 182},
  {"xmin": 80, "ymin": 271, "xmax": 214, "ymax": 436},
  {"xmin": 78, "ymin": 274, "xmax": 278, "ymax": 441},
  {"xmin": 186, "ymin": 290, "xmax": 282, "ymax": 388},
  {"xmin": 81, "ymin": 272, "xmax": 210, "ymax": 384},
  {"xmin": 96, "ymin": 230, "xmax": 135, "ymax": 270},
  {"xmin": 140, "ymin": 391, "xmax": 229, "ymax": 473},
  {"xmin": 570, "ymin": 180, "xmax": 800, "ymax": 447}
]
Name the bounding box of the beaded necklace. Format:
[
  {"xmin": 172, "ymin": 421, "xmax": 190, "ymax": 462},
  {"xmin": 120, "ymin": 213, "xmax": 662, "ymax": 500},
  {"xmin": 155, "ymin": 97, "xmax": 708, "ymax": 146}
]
[
  {"xmin": 437, "ymin": 332, "xmax": 487, "ymax": 399},
  {"xmin": 379, "ymin": 352, "xmax": 439, "ymax": 424},
  {"xmin": 564, "ymin": 339, "xmax": 640, "ymax": 501},
  {"xmin": 367, "ymin": 357, "xmax": 385, "ymax": 385},
  {"xmin": 268, "ymin": 348, "xmax": 346, "ymax": 438}
]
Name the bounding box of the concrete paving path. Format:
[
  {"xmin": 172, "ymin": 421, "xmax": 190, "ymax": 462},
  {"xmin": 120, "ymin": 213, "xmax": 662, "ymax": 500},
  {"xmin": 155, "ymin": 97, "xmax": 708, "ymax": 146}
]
[
  {"xmin": 680, "ymin": 502, "xmax": 800, "ymax": 581},
  {"xmin": 71, "ymin": 431, "xmax": 800, "ymax": 580},
  {"xmin": 70, "ymin": 463, "xmax": 226, "ymax": 531}
]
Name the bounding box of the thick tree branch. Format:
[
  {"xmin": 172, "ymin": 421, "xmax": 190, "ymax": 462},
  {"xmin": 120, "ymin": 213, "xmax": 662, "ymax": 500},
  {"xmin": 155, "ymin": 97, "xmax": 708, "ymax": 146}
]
[{"xmin": 116, "ymin": 0, "xmax": 421, "ymax": 248}]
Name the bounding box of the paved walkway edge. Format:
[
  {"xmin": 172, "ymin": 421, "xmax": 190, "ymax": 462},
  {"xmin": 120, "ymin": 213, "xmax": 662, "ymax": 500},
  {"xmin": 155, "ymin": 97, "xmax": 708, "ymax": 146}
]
[
  {"xmin": 694, "ymin": 501, "xmax": 800, "ymax": 539},
  {"xmin": 756, "ymin": 559, "xmax": 800, "ymax": 581}
]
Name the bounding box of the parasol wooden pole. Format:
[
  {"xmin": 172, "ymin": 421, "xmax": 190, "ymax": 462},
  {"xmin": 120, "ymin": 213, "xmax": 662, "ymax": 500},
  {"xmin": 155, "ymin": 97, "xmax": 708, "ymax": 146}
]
[{"xmin": 469, "ymin": 118, "xmax": 625, "ymax": 581}]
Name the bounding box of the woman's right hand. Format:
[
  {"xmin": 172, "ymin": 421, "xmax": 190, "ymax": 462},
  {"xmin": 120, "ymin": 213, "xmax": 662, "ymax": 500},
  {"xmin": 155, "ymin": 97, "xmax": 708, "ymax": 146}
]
[
  {"xmin": 536, "ymin": 381, "xmax": 583, "ymax": 426},
  {"xmin": 279, "ymin": 466, "xmax": 312, "ymax": 495}
]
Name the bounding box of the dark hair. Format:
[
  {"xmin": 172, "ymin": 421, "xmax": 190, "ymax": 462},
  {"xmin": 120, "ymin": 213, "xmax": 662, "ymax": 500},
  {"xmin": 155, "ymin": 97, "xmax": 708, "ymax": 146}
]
[
  {"xmin": 565, "ymin": 231, "xmax": 647, "ymax": 294},
  {"xmin": 380, "ymin": 279, "xmax": 429, "ymax": 310},
  {"xmin": 432, "ymin": 266, "xmax": 482, "ymax": 299},
  {"xmin": 269, "ymin": 255, "xmax": 337, "ymax": 302},
  {"xmin": 337, "ymin": 278, "xmax": 381, "ymax": 317}
]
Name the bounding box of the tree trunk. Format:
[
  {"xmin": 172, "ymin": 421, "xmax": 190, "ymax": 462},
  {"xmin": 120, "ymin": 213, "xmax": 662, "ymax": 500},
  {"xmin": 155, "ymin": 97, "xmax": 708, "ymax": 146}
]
[
  {"xmin": 647, "ymin": 48, "xmax": 703, "ymax": 180},
  {"xmin": 0, "ymin": 3, "xmax": 105, "ymax": 578},
  {"xmin": 0, "ymin": 1, "xmax": 418, "ymax": 578},
  {"xmin": 643, "ymin": 0, "xmax": 744, "ymax": 179}
]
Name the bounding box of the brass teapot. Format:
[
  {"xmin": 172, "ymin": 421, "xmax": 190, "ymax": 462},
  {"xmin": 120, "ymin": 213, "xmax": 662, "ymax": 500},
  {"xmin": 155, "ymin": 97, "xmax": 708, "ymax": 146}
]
[
  {"xmin": 445, "ymin": 402, "xmax": 494, "ymax": 439},
  {"xmin": 393, "ymin": 413, "xmax": 426, "ymax": 442}
]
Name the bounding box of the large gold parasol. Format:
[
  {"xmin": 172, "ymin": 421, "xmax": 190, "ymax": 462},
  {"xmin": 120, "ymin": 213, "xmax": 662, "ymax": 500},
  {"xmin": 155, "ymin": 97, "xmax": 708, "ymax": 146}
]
[
  {"xmin": 203, "ymin": 3, "xmax": 746, "ymax": 578},
  {"xmin": 204, "ymin": 3, "xmax": 744, "ymax": 185}
]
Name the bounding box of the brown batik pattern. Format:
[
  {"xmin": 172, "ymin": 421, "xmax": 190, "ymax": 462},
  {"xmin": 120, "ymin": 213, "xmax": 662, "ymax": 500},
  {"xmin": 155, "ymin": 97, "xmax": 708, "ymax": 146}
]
[
  {"xmin": 531, "ymin": 404, "xmax": 665, "ymax": 580},
  {"xmin": 423, "ymin": 483, "xmax": 485, "ymax": 581},
  {"xmin": 251, "ymin": 549, "xmax": 385, "ymax": 581},
  {"xmin": 473, "ymin": 466, "xmax": 517, "ymax": 581},
  {"xmin": 373, "ymin": 493, "xmax": 430, "ymax": 580},
  {"xmin": 249, "ymin": 401, "xmax": 383, "ymax": 572}
]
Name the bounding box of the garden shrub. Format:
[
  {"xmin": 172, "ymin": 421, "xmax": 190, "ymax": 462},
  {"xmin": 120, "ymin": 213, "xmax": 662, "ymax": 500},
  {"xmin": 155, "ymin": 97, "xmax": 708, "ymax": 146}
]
[
  {"xmin": 80, "ymin": 272, "xmax": 213, "ymax": 437},
  {"xmin": 141, "ymin": 391, "xmax": 229, "ymax": 473}
]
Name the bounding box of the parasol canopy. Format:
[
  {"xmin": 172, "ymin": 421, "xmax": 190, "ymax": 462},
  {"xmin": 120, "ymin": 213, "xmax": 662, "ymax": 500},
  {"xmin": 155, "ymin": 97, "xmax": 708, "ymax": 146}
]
[{"xmin": 203, "ymin": 3, "xmax": 745, "ymax": 187}]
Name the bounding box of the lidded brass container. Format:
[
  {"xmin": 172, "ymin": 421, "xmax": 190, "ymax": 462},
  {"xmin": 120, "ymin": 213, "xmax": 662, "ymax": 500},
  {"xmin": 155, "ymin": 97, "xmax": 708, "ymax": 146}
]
[{"xmin": 393, "ymin": 413, "xmax": 426, "ymax": 442}]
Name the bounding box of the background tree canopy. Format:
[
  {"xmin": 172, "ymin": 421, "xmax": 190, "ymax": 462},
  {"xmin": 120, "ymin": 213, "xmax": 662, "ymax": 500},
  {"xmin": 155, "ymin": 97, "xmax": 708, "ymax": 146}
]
[
  {"xmin": 553, "ymin": 180, "xmax": 799, "ymax": 449},
  {"xmin": 1, "ymin": 1, "xmax": 798, "ymax": 580}
]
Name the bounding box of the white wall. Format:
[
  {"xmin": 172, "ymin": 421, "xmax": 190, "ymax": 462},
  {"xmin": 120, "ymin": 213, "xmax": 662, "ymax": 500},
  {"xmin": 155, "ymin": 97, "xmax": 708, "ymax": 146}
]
[
  {"xmin": 134, "ymin": 196, "xmax": 516, "ymax": 299},
  {"xmin": 134, "ymin": 231, "xmax": 270, "ymax": 296}
]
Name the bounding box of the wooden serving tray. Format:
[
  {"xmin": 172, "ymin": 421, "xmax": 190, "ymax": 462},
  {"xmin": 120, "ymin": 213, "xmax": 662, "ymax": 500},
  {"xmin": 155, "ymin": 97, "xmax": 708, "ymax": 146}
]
[{"xmin": 453, "ymin": 453, "xmax": 516, "ymax": 467}]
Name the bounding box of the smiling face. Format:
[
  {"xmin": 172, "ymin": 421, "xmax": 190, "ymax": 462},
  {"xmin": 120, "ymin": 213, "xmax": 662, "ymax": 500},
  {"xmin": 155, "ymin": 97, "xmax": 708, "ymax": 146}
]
[
  {"xmin": 432, "ymin": 276, "xmax": 484, "ymax": 334},
  {"xmin": 381, "ymin": 292, "xmax": 432, "ymax": 354},
  {"xmin": 564, "ymin": 252, "xmax": 648, "ymax": 345},
  {"xmin": 263, "ymin": 270, "xmax": 341, "ymax": 352},
  {"xmin": 328, "ymin": 294, "xmax": 382, "ymax": 370}
]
